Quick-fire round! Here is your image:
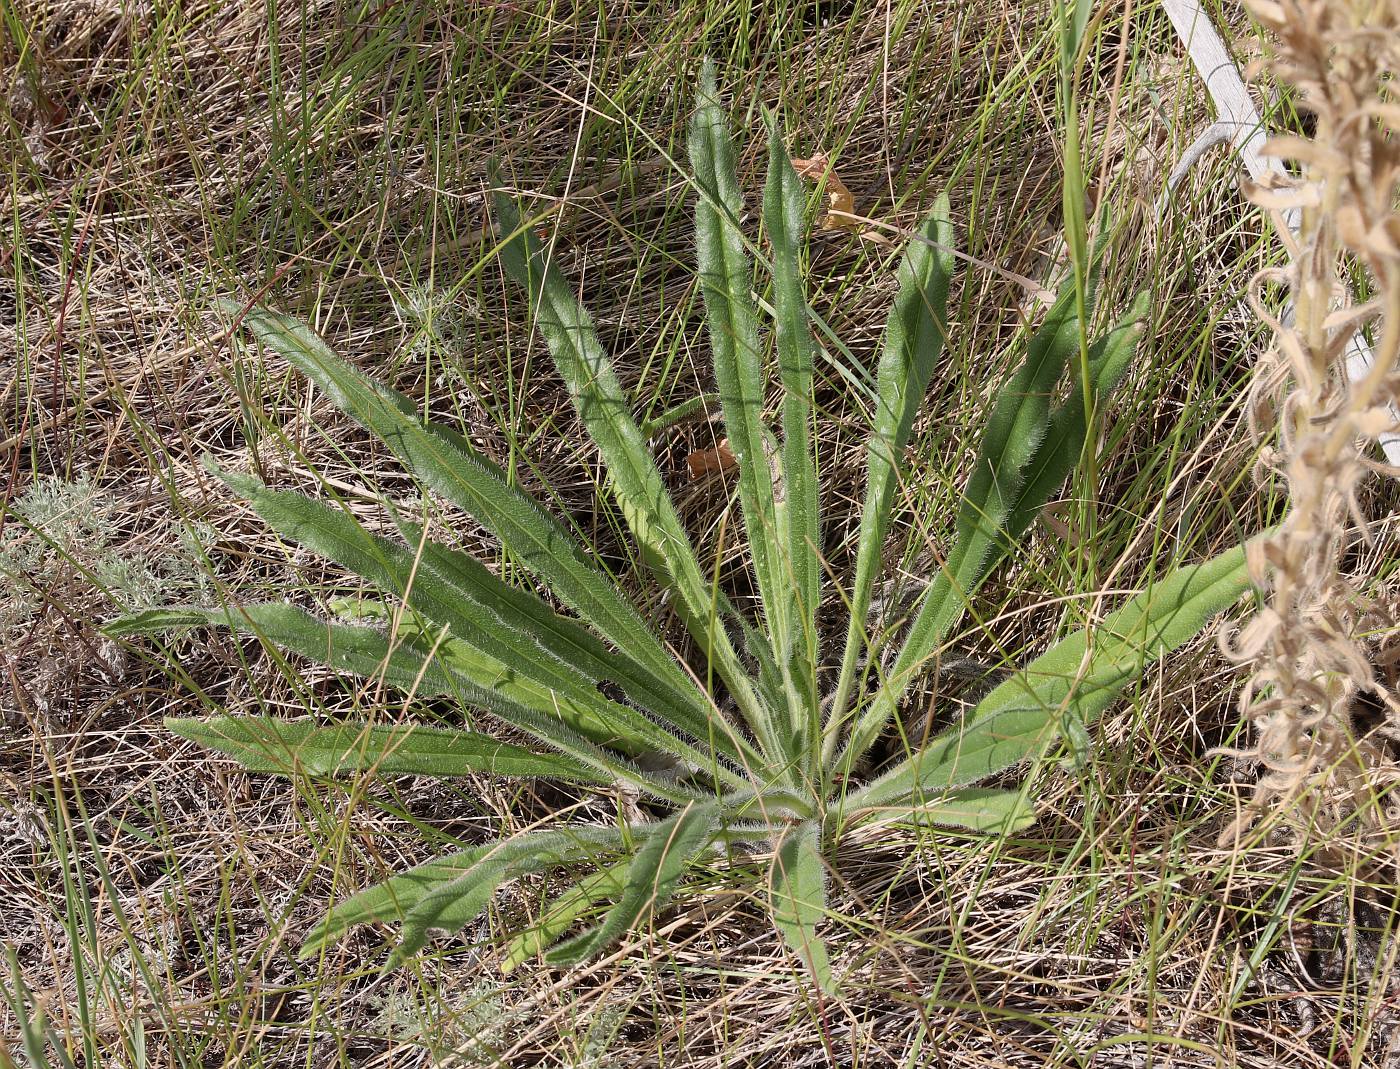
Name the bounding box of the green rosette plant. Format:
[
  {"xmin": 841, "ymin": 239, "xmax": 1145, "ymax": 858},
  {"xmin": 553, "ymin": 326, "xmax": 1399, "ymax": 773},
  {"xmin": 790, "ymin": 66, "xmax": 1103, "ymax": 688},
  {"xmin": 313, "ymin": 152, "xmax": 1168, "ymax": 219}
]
[{"xmin": 111, "ymin": 62, "xmax": 1253, "ymax": 992}]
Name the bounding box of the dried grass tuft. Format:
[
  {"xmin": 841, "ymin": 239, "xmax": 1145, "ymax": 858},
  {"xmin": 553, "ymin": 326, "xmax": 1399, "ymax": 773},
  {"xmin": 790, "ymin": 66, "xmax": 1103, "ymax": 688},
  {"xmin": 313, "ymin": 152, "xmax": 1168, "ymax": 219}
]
[{"xmin": 1224, "ymin": 0, "xmax": 1400, "ymax": 858}]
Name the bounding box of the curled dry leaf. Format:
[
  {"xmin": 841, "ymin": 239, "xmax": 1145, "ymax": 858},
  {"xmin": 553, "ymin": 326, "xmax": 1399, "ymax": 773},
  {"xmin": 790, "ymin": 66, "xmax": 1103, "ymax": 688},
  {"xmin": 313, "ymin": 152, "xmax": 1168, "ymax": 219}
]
[
  {"xmin": 790, "ymin": 153, "xmax": 858, "ymax": 231},
  {"xmin": 685, "ymin": 438, "xmax": 737, "ymax": 479}
]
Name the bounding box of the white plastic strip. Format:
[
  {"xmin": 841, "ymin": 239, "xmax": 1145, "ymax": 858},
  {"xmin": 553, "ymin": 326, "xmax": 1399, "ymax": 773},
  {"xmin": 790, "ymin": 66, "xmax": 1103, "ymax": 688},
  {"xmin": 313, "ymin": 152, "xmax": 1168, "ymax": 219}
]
[{"xmin": 1161, "ymin": 0, "xmax": 1400, "ymax": 465}]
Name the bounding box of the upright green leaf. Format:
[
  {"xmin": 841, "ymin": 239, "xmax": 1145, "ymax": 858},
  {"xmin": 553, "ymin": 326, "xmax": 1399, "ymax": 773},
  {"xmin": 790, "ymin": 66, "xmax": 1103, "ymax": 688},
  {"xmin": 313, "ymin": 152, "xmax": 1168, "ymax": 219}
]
[
  {"xmin": 825, "ymin": 197, "xmax": 955, "ymax": 743},
  {"xmin": 1001, "ymin": 293, "xmax": 1148, "ymax": 545},
  {"xmin": 493, "ymin": 195, "xmax": 779, "ymax": 768},
  {"xmin": 769, "ymin": 821, "xmax": 833, "ymax": 992},
  {"xmin": 763, "ymin": 109, "xmax": 823, "ymax": 756},
  {"xmin": 691, "ymin": 66, "xmax": 788, "ymax": 677},
  {"xmin": 839, "ymin": 278, "xmax": 1096, "ymax": 771}
]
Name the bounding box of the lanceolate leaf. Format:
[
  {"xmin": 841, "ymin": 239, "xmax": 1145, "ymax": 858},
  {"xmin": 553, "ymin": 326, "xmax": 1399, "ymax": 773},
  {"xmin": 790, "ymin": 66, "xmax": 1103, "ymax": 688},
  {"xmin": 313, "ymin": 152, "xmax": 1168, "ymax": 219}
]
[
  {"xmin": 222, "ymin": 305, "xmax": 717, "ymax": 750},
  {"xmin": 166, "ymin": 715, "xmax": 608, "ymax": 783},
  {"xmin": 492, "ymin": 196, "xmax": 776, "ymax": 755},
  {"xmin": 691, "ymin": 65, "xmax": 787, "ymax": 680},
  {"xmin": 826, "ymin": 196, "xmax": 955, "ymax": 740},
  {"xmin": 1001, "ymin": 292, "xmax": 1148, "ymax": 547},
  {"xmin": 501, "ymin": 860, "xmax": 631, "ymax": 972},
  {"xmin": 396, "ymin": 519, "xmax": 754, "ymax": 770},
  {"xmin": 848, "ymin": 542, "xmax": 1254, "ymax": 810},
  {"xmin": 894, "ymin": 283, "xmax": 1081, "ymax": 652},
  {"xmin": 769, "ymin": 821, "xmax": 833, "ymax": 992},
  {"xmin": 849, "ymin": 787, "xmax": 1038, "ymax": 834},
  {"xmin": 390, "ymin": 825, "xmax": 642, "ymax": 966},
  {"xmin": 301, "ymin": 848, "xmax": 491, "ymax": 959},
  {"xmin": 763, "ymin": 109, "xmax": 823, "ymax": 758},
  {"xmin": 115, "ymin": 603, "xmax": 700, "ymax": 804},
  {"xmin": 203, "ymin": 468, "xmax": 746, "ymax": 783},
  {"xmin": 545, "ymin": 800, "xmax": 718, "ymax": 965},
  {"xmin": 839, "ymin": 285, "xmax": 1146, "ymax": 770},
  {"xmin": 110, "ymin": 603, "xmax": 461, "ymax": 697}
]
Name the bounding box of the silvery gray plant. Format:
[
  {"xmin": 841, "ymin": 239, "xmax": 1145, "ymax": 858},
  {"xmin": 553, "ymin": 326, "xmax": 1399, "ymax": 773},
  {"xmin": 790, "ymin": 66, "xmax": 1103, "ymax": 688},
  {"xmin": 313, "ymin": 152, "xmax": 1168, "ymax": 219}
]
[{"xmin": 112, "ymin": 62, "xmax": 1252, "ymax": 992}]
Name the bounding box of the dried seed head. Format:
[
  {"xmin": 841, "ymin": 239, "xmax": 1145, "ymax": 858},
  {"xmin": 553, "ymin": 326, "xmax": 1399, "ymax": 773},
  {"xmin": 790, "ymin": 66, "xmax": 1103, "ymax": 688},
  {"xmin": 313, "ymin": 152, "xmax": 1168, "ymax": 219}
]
[{"xmin": 1226, "ymin": 0, "xmax": 1400, "ymax": 860}]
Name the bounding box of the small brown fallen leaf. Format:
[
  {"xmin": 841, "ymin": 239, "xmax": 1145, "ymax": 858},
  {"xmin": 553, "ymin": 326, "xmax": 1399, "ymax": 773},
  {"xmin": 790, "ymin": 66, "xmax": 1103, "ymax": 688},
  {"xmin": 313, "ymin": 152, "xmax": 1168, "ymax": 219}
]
[
  {"xmin": 685, "ymin": 438, "xmax": 737, "ymax": 479},
  {"xmin": 790, "ymin": 153, "xmax": 858, "ymax": 231}
]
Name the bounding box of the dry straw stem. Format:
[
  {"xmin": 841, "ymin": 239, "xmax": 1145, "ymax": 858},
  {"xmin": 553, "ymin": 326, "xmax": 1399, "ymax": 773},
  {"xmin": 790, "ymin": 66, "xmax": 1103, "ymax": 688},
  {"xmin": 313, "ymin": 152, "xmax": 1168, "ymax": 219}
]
[{"xmin": 1225, "ymin": 0, "xmax": 1400, "ymax": 849}]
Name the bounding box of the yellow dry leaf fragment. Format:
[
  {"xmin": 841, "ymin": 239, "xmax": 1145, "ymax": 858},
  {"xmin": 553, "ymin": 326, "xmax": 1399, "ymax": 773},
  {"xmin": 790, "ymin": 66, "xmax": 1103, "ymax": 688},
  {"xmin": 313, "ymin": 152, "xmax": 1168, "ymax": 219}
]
[{"xmin": 790, "ymin": 153, "xmax": 858, "ymax": 231}]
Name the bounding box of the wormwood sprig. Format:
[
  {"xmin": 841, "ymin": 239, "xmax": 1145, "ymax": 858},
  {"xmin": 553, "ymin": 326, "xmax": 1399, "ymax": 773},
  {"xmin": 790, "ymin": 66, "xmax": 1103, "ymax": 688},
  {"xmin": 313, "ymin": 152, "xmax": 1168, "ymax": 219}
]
[{"xmin": 111, "ymin": 63, "xmax": 1253, "ymax": 992}]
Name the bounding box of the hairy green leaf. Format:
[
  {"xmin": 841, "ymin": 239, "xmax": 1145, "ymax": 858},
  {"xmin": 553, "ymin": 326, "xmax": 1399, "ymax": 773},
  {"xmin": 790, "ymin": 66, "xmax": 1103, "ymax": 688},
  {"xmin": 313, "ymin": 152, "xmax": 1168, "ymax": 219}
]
[
  {"xmin": 763, "ymin": 109, "xmax": 823, "ymax": 761},
  {"xmin": 691, "ymin": 67, "xmax": 787, "ymax": 685},
  {"xmin": 493, "ymin": 194, "xmax": 775, "ymax": 754},
  {"xmin": 769, "ymin": 821, "xmax": 833, "ymax": 992},
  {"xmin": 826, "ymin": 196, "xmax": 954, "ymax": 743},
  {"xmin": 850, "ymin": 542, "xmax": 1254, "ymax": 810},
  {"xmin": 301, "ymin": 847, "xmax": 490, "ymax": 959},
  {"xmin": 849, "ymin": 787, "xmax": 1037, "ymax": 834},
  {"xmin": 110, "ymin": 603, "xmax": 459, "ymax": 696},
  {"xmin": 386, "ymin": 826, "xmax": 639, "ymax": 966},
  {"xmin": 1001, "ymin": 292, "xmax": 1148, "ymax": 546},
  {"xmin": 208, "ymin": 467, "xmax": 666, "ymax": 750},
  {"xmin": 545, "ymin": 800, "xmax": 718, "ymax": 965},
  {"xmin": 501, "ymin": 860, "xmax": 631, "ymax": 972},
  {"xmin": 840, "ymin": 286, "xmax": 1148, "ymax": 770},
  {"xmin": 117, "ymin": 603, "xmax": 698, "ymax": 804},
  {"xmin": 166, "ymin": 715, "xmax": 609, "ymax": 783},
  {"xmin": 222, "ymin": 304, "xmax": 711, "ymax": 743},
  {"xmin": 400, "ymin": 519, "xmax": 741, "ymax": 759}
]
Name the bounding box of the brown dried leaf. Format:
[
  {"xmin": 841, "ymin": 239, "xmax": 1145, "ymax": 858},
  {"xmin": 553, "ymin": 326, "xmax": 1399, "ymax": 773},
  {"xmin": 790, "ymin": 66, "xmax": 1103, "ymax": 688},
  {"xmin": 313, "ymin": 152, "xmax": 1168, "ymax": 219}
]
[
  {"xmin": 685, "ymin": 439, "xmax": 737, "ymax": 479},
  {"xmin": 790, "ymin": 153, "xmax": 859, "ymax": 231}
]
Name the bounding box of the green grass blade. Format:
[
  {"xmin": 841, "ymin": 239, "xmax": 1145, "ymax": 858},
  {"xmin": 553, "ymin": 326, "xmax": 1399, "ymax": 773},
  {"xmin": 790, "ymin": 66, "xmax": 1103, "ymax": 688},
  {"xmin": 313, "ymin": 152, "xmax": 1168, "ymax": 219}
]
[
  {"xmin": 493, "ymin": 194, "xmax": 776, "ymax": 765},
  {"xmin": 825, "ymin": 196, "xmax": 955, "ymax": 742},
  {"xmin": 763, "ymin": 108, "xmax": 822, "ymax": 753},
  {"xmin": 166, "ymin": 715, "xmax": 608, "ymax": 783},
  {"xmin": 848, "ymin": 542, "xmax": 1254, "ymax": 809},
  {"xmin": 769, "ymin": 821, "xmax": 833, "ymax": 992},
  {"xmin": 639, "ymin": 392, "xmax": 721, "ymax": 438},
  {"xmin": 545, "ymin": 800, "xmax": 718, "ymax": 965},
  {"xmin": 223, "ymin": 304, "xmax": 707, "ymax": 737},
  {"xmin": 501, "ymin": 860, "xmax": 631, "ymax": 972}
]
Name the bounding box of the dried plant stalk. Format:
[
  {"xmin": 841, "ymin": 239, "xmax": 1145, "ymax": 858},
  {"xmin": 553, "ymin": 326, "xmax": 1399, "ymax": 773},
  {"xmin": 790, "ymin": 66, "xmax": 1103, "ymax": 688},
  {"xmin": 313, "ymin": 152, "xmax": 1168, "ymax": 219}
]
[{"xmin": 1225, "ymin": 0, "xmax": 1400, "ymax": 847}]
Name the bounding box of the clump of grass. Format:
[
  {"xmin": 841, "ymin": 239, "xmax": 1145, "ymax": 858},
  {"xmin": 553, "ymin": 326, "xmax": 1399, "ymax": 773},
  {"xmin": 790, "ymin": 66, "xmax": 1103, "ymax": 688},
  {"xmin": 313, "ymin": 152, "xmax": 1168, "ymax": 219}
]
[{"xmin": 1225, "ymin": 0, "xmax": 1400, "ymax": 846}]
